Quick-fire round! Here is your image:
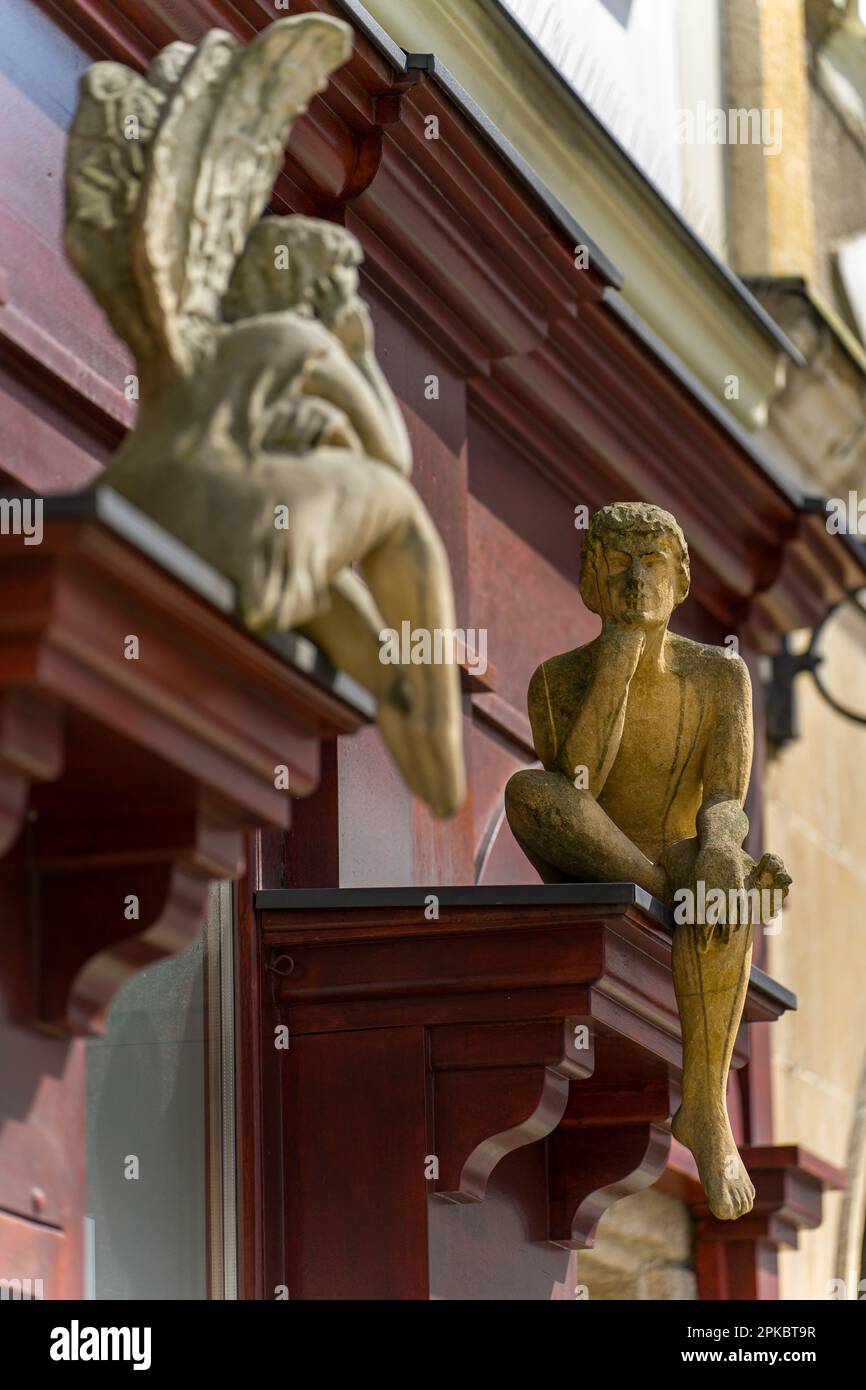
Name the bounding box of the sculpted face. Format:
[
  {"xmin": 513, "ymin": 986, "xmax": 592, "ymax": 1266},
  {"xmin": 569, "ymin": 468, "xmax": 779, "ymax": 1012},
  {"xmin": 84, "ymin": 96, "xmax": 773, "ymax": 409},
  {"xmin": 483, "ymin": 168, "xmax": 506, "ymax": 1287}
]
[{"xmin": 596, "ymin": 529, "xmax": 681, "ymax": 627}]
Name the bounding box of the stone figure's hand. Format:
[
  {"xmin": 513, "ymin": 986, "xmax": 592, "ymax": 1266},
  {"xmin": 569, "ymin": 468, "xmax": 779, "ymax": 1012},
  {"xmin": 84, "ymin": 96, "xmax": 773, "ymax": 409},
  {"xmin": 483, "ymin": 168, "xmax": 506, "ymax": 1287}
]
[
  {"xmin": 330, "ymin": 296, "xmax": 375, "ymax": 359},
  {"xmin": 598, "ymin": 621, "xmax": 646, "ymax": 675},
  {"xmin": 310, "ymin": 273, "xmax": 346, "ymax": 327},
  {"xmin": 693, "ymin": 844, "xmax": 745, "ymax": 951}
]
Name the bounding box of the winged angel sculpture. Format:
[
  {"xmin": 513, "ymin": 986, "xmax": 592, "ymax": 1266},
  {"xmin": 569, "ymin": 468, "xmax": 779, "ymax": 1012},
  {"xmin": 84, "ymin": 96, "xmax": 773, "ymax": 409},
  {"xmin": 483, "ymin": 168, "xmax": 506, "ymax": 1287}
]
[{"xmin": 65, "ymin": 15, "xmax": 465, "ymax": 817}]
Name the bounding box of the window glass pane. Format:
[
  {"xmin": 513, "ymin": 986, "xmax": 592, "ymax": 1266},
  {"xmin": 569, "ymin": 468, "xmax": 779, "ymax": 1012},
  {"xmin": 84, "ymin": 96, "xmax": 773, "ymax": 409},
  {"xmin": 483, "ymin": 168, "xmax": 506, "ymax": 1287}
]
[{"xmin": 85, "ymin": 881, "xmax": 235, "ymax": 1300}]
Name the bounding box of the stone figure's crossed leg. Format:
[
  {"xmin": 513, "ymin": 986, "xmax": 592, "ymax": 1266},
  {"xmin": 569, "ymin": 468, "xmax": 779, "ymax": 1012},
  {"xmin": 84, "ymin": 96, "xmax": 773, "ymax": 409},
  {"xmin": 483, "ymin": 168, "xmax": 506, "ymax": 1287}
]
[
  {"xmin": 504, "ymin": 767, "xmax": 757, "ymax": 1220},
  {"xmin": 504, "ymin": 769, "xmax": 669, "ymax": 899}
]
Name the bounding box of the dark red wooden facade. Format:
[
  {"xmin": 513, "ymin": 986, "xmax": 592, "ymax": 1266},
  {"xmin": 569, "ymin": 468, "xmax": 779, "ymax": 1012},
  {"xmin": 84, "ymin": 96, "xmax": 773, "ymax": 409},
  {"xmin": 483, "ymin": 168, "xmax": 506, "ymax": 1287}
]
[{"xmin": 0, "ymin": 0, "xmax": 857, "ymax": 1300}]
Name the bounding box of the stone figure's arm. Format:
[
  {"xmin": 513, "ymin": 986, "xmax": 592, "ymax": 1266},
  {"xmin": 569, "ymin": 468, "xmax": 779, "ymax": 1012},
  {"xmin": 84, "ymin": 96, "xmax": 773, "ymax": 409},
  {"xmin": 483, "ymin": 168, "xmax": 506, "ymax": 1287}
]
[
  {"xmin": 526, "ymin": 663, "xmax": 559, "ymax": 770},
  {"xmin": 353, "ymin": 351, "xmax": 412, "ymax": 475},
  {"xmin": 528, "ymin": 625, "xmax": 644, "ymax": 792},
  {"xmin": 298, "ymin": 327, "xmax": 410, "ymax": 475},
  {"xmin": 329, "ymin": 300, "xmax": 412, "ymax": 476},
  {"xmin": 695, "ymin": 656, "xmax": 753, "ymax": 878}
]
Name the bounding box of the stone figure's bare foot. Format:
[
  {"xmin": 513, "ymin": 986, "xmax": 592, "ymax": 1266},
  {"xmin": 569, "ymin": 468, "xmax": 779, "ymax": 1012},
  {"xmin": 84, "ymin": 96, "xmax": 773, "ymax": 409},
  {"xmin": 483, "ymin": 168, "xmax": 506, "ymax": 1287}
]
[{"xmin": 671, "ymin": 1104, "xmax": 755, "ymax": 1220}]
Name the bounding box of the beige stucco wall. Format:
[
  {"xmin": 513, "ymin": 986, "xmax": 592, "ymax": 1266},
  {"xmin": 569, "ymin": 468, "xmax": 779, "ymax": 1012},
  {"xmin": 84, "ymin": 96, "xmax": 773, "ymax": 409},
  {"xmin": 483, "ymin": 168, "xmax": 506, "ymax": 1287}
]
[
  {"xmin": 765, "ymin": 608, "xmax": 866, "ymax": 1300},
  {"xmin": 725, "ymin": 0, "xmax": 817, "ymax": 280},
  {"xmin": 809, "ymin": 54, "xmax": 866, "ymax": 335},
  {"xmin": 577, "ymin": 1189, "xmax": 697, "ymax": 1300}
]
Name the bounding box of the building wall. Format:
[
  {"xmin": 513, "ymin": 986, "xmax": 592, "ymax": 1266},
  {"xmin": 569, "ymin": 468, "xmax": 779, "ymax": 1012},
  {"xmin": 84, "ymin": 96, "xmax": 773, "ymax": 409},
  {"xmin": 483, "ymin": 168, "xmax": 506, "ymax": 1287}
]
[
  {"xmin": 809, "ymin": 43, "xmax": 866, "ymax": 334},
  {"xmin": 722, "ymin": 0, "xmax": 866, "ymax": 1302},
  {"xmin": 765, "ymin": 609, "xmax": 866, "ymax": 1300},
  {"xmin": 724, "ymin": 0, "xmax": 817, "ymax": 281},
  {"xmin": 505, "ymin": 0, "xmax": 684, "ymax": 211}
]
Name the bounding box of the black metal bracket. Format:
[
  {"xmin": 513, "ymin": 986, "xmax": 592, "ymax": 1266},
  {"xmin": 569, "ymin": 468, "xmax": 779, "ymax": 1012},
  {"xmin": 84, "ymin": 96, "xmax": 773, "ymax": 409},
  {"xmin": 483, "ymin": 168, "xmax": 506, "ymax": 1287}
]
[{"xmin": 766, "ymin": 591, "xmax": 866, "ymax": 743}]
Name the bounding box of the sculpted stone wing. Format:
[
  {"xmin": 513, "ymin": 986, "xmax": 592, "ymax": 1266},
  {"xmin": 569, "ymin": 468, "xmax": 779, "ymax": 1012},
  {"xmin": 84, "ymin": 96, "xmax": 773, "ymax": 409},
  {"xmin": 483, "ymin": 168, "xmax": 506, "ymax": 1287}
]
[
  {"xmin": 133, "ymin": 18, "xmax": 352, "ymax": 374},
  {"xmin": 64, "ymin": 62, "xmax": 165, "ymax": 364}
]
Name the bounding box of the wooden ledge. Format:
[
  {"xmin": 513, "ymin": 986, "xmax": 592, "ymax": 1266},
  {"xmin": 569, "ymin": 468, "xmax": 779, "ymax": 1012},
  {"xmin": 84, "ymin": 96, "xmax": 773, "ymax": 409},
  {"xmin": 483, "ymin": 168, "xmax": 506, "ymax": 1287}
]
[{"xmin": 257, "ymin": 882, "xmax": 797, "ymax": 1029}]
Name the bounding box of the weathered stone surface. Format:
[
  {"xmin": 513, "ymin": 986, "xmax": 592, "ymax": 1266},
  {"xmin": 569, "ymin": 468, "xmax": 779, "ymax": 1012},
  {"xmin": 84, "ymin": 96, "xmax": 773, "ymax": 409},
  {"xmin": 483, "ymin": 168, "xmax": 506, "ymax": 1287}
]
[{"xmin": 506, "ymin": 502, "xmax": 792, "ymax": 1220}]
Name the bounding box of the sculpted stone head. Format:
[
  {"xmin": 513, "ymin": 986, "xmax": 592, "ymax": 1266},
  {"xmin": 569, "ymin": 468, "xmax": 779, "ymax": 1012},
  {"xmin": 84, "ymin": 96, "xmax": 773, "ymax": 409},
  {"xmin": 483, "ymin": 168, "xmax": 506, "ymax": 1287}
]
[
  {"xmin": 223, "ymin": 216, "xmax": 363, "ymax": 326},
  {"xmin": 580, "ymin": 502, "xmax": 690, "ymax": 628}
]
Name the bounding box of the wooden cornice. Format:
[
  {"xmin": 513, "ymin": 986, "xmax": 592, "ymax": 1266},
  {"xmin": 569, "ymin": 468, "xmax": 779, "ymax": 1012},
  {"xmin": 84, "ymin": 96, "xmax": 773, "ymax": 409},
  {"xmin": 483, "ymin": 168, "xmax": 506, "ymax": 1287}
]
[
  {"xmin": 35, "ymin": 0, "xmax": 610, "ymax": 353},
  {"xmin": 25, "ymin": 0, "xmax": 866, "ymax": 645},
  {"xmin": 472, "ymin": 307, "xmax": 796, "ymax": 628}
]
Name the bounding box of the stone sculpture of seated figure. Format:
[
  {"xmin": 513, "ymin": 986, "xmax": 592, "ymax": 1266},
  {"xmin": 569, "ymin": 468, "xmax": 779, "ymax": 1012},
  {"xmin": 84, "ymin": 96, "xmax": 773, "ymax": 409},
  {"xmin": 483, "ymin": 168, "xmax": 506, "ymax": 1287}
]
[{"xmin": 505, "ymin": 501, "xmax": 791, "ymax": 1221}]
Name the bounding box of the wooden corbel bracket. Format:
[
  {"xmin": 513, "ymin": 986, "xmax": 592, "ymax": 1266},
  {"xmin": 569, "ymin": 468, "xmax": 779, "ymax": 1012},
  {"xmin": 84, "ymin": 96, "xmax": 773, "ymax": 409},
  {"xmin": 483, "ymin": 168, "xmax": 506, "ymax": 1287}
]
[
  {"xmin": 430, "ymin": 1017, "xmax": 595, "ymax": 1202},
  {"xmin": 0, "ymin": 491, "xmax": 369, "ymax": 1037}
]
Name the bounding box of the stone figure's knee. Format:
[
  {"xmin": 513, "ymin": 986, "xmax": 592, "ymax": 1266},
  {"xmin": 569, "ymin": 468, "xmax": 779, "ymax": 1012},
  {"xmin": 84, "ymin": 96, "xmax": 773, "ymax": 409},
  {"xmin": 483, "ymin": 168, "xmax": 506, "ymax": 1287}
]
[
  {"xmin": 504, "ymin": 769, "xmax": 552, "ymax": 829},
  {"xmin": 505, "ymin": 769, "xmax": 538, "ymax": 813},
  {"xmin": 505, "ymin": 769, "xmax": 582, "ymax": 839}
]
